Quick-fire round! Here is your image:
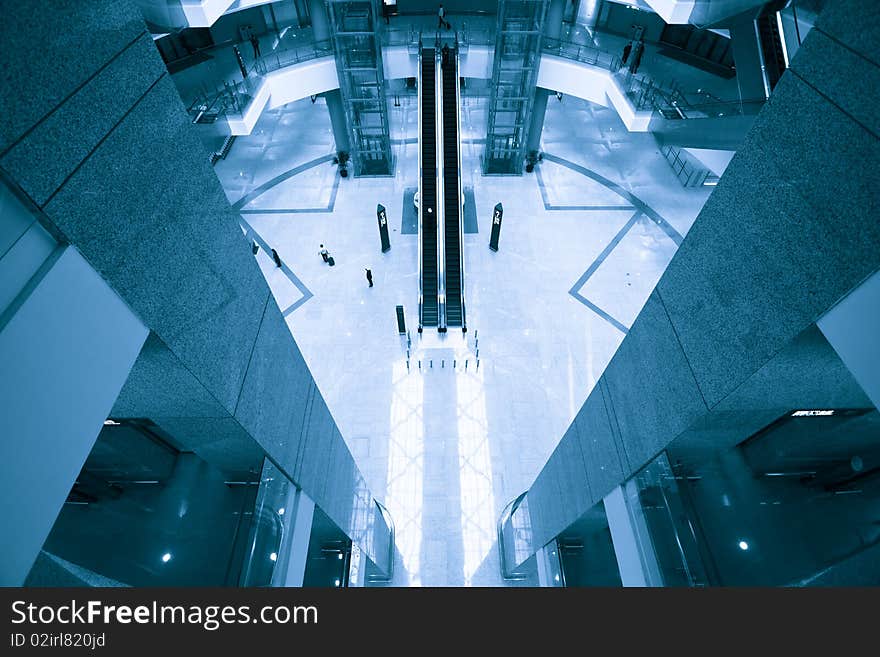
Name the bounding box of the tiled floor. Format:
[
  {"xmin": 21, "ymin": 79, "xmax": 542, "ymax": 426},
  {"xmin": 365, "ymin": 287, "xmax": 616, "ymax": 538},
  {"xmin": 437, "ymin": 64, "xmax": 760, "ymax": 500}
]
[{"xmin": 214, "ymin": 82, "xmax": 712, "ymax": 586}]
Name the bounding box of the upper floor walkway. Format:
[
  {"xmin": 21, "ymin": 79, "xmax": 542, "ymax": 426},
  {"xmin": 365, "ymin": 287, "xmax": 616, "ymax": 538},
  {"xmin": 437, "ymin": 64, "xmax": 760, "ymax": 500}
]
[{"xmin": 178, "ymin": 15, "xmax": 765, "ymax": 150}]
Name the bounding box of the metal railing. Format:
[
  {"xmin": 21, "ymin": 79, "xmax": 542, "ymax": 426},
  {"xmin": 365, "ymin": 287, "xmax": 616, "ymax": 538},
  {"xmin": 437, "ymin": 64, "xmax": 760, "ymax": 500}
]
[
  {"xmin": 542, "ymin": 36, "xmax": 620, "ymax": 71},
  {"xmin": 253, "ymin": 38, "xmax": 334, "ymax": 76}
]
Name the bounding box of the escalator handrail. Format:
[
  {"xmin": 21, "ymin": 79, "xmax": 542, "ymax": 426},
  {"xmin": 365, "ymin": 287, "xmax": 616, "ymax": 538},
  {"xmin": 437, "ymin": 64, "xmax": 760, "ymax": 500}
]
[
  {"xmin": 454, "ymin": 44, "xmax": 467, "ymax": 330},
  {"xmin": 417, "ymin": 43, "xmax": 425, "ymax": 329},
  {"xmin": 365, "ymin": 500, "xmax": 396, "ymax": 583},
  {"xmin": 435, "ymin": 48, "xmax": 447, "ymax": 331}
]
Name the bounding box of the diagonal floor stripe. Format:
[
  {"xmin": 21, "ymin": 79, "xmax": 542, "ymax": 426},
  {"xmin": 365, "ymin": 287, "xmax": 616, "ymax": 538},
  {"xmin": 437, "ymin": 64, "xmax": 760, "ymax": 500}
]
[
  {"xmin": 238, "ymin": 215, "xmax": 314, "ymax": 315},
  {"xmin": 232, "ymin": 154, "xmax": 336, "ymax": 211},
  {"xmin": 542, "ymin": 153, "xmax": 683, "ymax": 245}
]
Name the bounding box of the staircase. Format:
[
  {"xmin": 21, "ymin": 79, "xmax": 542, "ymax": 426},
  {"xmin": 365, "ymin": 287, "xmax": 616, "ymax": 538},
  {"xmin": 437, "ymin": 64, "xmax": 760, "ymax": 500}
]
[{"xmin": 756, "ymin": 3, "xmax": 788, "ymax": 93}]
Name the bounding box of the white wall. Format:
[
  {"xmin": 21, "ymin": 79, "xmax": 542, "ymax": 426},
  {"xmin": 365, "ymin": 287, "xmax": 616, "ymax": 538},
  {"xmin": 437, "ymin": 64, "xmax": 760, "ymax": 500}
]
[
  {"xmin": 537, "ymin": 54, "xmax": 653, "ymax": 131},
  {"xmin": 265, "ymin": 56, "xmax": 339, "ymax": 110},
  {"xmin": 643, "ymin": 0, "xmax": 696, "ymax": 24},
  {"xmin": 817, "ymin": 269, "xmax": 880, "ymax": 413},
  {"xmin": 459, "ymin": 45, "xmax": 493, "ymax": 80},
  {"xmin": 0, "ymin": 242, "xmax": 148, "ymax": 585},
  {"xmin": 383, "ymin": 46, "xmax": 418, "ymax": 80}
]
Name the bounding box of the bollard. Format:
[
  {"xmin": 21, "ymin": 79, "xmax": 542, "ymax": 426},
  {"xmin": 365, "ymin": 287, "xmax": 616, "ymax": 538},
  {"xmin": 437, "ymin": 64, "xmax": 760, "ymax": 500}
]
[
  {"xmin": 407, "ymin": 360, "xmax": 410, "ymax": 372},
  {"xmin": 476, "ymin": 359, "xmax": 480, "ymax": 370},
  {"xmin": 476, "ymin": 349, "xmax": 479, "ymax": 359},
  {"xmin": 430, "ymin": 359, "xmax": 433, "ymax": 368},
  {"xmin": 442, "ymin": 360, "xmax": 445, "ymax": 368},
  {"xmin": 465, "ymin": 359, "xmax": 468, "ymax": 370},
  {"xmin": 453, "ymin": 360, "xmax": 456, "ymax": 369},
  {"xmin": 419, "ymin": 360, "xmax": 422, "ymax": 370}
]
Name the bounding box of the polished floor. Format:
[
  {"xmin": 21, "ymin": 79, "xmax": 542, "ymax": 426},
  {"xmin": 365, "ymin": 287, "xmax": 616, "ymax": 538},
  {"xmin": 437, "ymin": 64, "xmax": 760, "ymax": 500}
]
[{"xmin": 213, "ymin": 83, "xmax": 711, "ymax": 585}]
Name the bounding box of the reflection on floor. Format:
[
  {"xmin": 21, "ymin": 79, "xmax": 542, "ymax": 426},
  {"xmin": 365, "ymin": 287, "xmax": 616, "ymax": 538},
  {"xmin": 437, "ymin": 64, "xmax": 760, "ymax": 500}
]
[{"xmin": 213, "ymin": 88, "xmax": 712, "ymax": 586}]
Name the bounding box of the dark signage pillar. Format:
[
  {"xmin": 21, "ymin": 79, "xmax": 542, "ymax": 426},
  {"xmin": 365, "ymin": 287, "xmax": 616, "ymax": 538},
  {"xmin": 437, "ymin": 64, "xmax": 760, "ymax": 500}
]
[
  {"xmin": 489, "ymin": 203, "xmax": 503, "ymax": 252},
  {"xmin": 377, "ymin": 204, "xmax": 391, "ymax": 253},
  {"xmin": 395, "ymin": 305, "xmax": 406, "ymax": 334}
]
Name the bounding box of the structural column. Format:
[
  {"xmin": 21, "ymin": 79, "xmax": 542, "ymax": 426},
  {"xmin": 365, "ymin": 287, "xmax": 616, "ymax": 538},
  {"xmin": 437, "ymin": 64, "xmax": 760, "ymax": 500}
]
[
  {"xmin": 526, "ymin": 0, "xmax": 566, "ymax": 156},
  {"xmin": 277, "ymin": 488, "xmax": 316, "ymax": 587},
  {"xmin": 325, "ymin": 89, "xmax": 351, "ymax": 154},
  {"xmin": 604, "ymin": 486, "xmax": 662, "ymax": 587},
  {"xmin": 309, "ymin": 0, "xmax": 351, "ymax": 154}
]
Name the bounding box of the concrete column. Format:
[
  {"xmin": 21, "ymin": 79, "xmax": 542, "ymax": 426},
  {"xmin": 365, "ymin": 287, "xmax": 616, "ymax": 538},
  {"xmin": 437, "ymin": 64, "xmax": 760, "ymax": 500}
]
[
  {"xmin": 526, "ymin": 88, "xmax": 551, "ymax": 154},
  {"xmin": 604, "ymin": 486, "xmax": 663, "ymax": 587},
  {"xmin": 312, "ymin": 2, "xmax": 349, "ymax": 155},
  {"xmin": 525, "ymin": 0, "xmax": 566, "ymax": 155},
  {"xmin": 545, "ymin": 0, "xmax": 566, "ymax": 40},
  {"xmin": 279, "ymin": 488, "xmax": 315, "ymax": 587},
  {"xmin": 309, "ymin": 0, "xmax": 330, "ymax": 40},
  {"xmin": 729, "ymin": 18, "xmax": 769, "ymax": 101},
  {"xmin": 325, "ymin": 89, "xmax": 351, "ymax": 154}
]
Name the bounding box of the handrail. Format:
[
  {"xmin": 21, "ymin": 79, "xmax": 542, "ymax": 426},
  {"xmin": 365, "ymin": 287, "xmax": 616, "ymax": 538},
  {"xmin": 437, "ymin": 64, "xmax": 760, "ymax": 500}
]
[
  {"xmin": 365, "ymin": 500, "xmax": 396, "ymax": 583},
  {"xmin": 542, "ymin": 36, "xmax": 620, "ymax": 71},
  {"xmin": 416, "ymin": 39, "xmax": 424, "ymax": 331},
  {"xmin": 497, "ymin": 491, "xmax": 530, "ymax": 580},
  {"xmin": 454, "ymin": 43, "xmax": 467, "ymax": 332},
  {"xmin": 435, "ymin": 47, "xmax": 447, "ymax": 332}
]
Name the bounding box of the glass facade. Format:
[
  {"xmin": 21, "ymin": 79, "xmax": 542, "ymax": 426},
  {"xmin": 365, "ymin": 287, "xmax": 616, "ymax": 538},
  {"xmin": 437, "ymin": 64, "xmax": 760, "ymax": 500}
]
[{"xmin": 27, "ymin": 420, "xmax": 263, "ymax": 586}]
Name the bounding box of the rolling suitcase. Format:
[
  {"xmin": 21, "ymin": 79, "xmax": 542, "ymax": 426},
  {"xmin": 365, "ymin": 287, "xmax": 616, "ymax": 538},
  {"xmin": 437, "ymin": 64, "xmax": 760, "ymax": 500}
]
[{"xmin": 328, "ymin": 256, "xmax": 335, "ymax": 266}]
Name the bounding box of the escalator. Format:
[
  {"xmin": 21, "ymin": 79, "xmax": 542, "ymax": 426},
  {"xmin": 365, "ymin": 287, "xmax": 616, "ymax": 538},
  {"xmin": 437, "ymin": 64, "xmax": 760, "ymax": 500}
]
[
  {"xmin": 419, "ymin": 48, "xmax": 439, "ymax": 330},
  {"xmin": 756, "ymin": 2, "xmax": 789, "ymax": 94},
  {"xmin": 440, "ymin": 45, "xmax": 466, "ymax": 331}
]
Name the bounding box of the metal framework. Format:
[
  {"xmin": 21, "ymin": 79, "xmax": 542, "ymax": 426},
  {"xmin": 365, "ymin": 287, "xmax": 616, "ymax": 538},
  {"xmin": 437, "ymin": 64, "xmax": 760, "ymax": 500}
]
[
  {"xmin": 326, "ymin": 0, "xmax": 394, "ymax": 176},
  {"xmin": 483, "ymin": 0, "xmax": 549, "ymax": 175}
]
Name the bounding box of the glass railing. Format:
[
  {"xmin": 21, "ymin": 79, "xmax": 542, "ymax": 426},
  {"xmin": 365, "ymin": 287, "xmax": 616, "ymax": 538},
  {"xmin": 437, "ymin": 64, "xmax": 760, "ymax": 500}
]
[
  {"xmin": 655, "ymin": 97, "xmax": 767, "ymax": 120},
  {"xmin": 189, "ymin": 22, "xmax": 760, "ymax": 125},
  {"xmin": 542, "ymin": 36, "xmax": 621, "ymax": 71},
  {"xmin": 253, "ymin": 38, "xmax": 334, "ymax": 77}
]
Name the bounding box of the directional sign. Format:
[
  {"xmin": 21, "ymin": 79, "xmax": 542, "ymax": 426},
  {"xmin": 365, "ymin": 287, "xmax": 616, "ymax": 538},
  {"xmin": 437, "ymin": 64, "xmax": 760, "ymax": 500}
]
[
  {"xmin": 489, "ymin": 202, "xmax": 503, "ymax": 252},
  {"xmin": 377, "ymin": 203, "xmax": 391, "ymax": 253}
]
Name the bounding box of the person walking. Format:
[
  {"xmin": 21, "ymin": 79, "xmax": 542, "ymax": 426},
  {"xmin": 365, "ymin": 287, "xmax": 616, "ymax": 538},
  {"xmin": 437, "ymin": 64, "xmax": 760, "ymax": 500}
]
[
  {"xmin": 250, "ymin": 31, "xmax": 261, "ymax": 58},
  {"xmin": 271, "ymin": 248, "xmax": 282, "ymax": 268},
  {"xmin": 621, "ymin": 40, "xmax": 633, "ymax": 65},
  {"xmin": 365, "ymin": 268, "xmax": 373, "ymax": 287},
  {"xmin": 442, "ymin": 43, "xmax": 450, "ymax": 66},
  {"xmin": 319, "ymin": 244, "xmax": 329, "ymax": 263},
  {"xmin": 438, "ymin": 3, "xmax": 446, "ymax": 29},
  {"xmin": 630, "ymin": 40, "xmax": 644, "ymax": 75}
]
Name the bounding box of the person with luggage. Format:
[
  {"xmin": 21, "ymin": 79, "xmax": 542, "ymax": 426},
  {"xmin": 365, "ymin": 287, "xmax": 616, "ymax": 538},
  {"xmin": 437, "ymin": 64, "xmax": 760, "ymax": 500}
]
[
  {"xmin": 319, "ymin": 244, "xmax": 329, "ymax": 262},
  {"xmin": 438, "ymin": 4, "xmax": 448, "ymax": 29},
  {"xmin": 271, "ymin": 248, "xmax": 282, "ymax": 268}
]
